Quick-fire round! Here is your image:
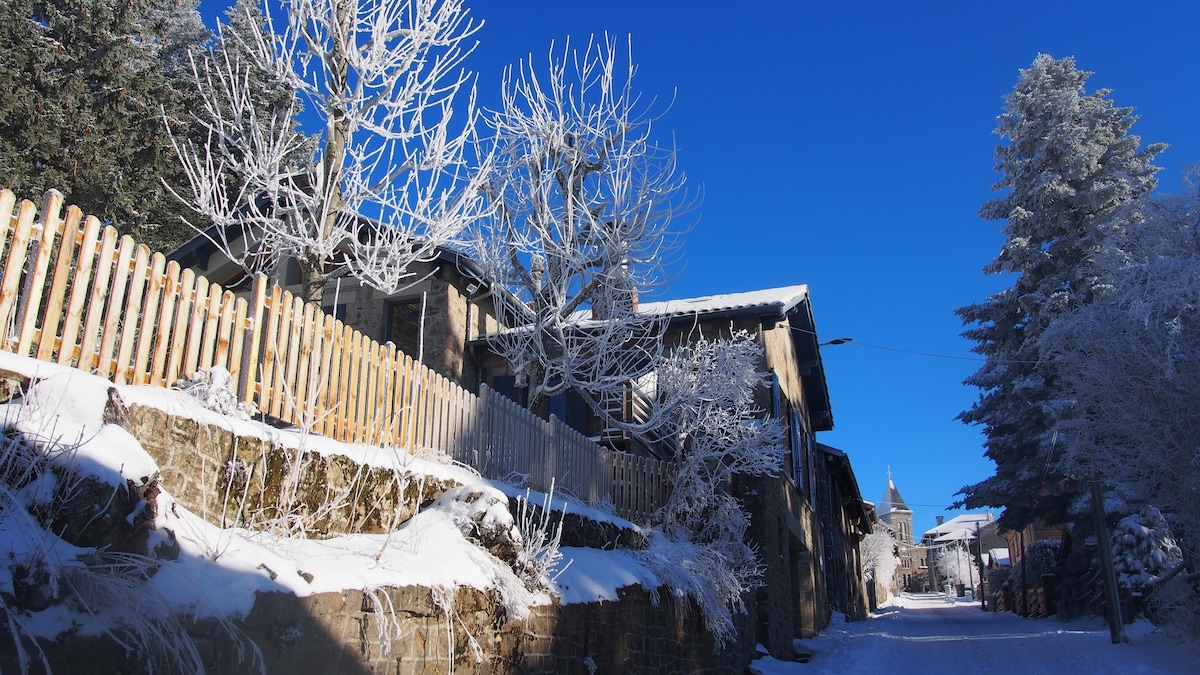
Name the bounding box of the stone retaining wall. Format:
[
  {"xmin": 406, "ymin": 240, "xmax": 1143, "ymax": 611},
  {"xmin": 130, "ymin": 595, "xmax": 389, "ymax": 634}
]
[{"xmin": 11, "ymin": 584, "xmax": 754, "ymax": 674}]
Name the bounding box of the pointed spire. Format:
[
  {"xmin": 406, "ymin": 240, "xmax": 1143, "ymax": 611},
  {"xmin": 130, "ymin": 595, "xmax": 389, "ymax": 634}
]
[{"xmin": 881, "ymin": 471, "xmax": 910, "ymax": 514}]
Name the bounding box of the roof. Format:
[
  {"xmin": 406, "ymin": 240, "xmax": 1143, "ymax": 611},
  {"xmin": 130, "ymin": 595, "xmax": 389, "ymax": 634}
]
[
  {"xmin": 637, "ymin": 285, "xmax": 811, "ymax": 320},
  {"xmin": 922, "ymin": 513, "xmax": 994, "ymax": 540},
  {"xmin": 988, "ymin": 548, "xmax": 1011, "ymax": 567},
  {"xmin": 816, "ymin": 443, "xmax": 871, "ymax": 532},
  {"xmin": 880, "ymin": 478, "xmax": 910, "ymax": 514}
]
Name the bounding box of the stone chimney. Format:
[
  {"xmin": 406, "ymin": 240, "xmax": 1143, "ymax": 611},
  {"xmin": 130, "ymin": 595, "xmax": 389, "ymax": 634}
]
[{"xmin": 936, "ymin": 515, "xmax": 945, "ymax": 526}]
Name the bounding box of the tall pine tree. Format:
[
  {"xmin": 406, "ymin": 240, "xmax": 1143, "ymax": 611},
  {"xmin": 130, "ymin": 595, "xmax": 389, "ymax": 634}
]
[
  {"xmin": 956, "ymin": 55, "xmax": 1165, "ymax": 528},
  {"xmin": 0, "ymin": 0, "xmax": 208, "ymax": 251}
]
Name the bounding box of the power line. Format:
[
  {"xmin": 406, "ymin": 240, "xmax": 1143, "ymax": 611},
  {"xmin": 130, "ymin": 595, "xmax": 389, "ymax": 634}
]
[{"xmin": 791, "ymin": 326, "xmax": 1039, "ymax": 364}]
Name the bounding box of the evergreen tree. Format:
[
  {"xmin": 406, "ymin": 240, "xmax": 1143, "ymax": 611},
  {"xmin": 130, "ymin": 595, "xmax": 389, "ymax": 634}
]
[
  {"xmin": 956, "ymin": 55, "xmax": 1165, "ymax": 528},
  {"xmin": 0, "ymin": 0, "xmax": 208, "ymax": 251}
]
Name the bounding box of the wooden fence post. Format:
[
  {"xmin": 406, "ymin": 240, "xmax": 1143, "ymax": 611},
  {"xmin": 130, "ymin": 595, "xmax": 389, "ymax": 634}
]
[
  {"xmin": 0, "ymin": 200, "xmax": 39, "ymax": 347},
  {"xmin": 239, "ymin": 275, "xmax": 268, "ymax": 407},
  {"xmin": 34, "ymin": 205, "xmax": 84, "ymax": 362},
  {"xmin": 15, "ymin": 191, "xmax": 64, "ymax": 356}
]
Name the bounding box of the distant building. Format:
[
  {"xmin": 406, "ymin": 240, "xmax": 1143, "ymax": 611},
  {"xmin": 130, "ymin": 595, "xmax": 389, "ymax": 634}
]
[
  {"xmin": 878, "ymin": 471, "xmax": 925, "ymax": 592},
  {"xmin": 920, "ymin": 512, "xmax": 997, "ymax": 595}
]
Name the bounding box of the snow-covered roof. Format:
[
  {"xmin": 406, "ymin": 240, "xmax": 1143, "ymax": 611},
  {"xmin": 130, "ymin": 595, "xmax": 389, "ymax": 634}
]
[
  {"xmin": 922, "ymin": 513, "xmax": 993, "ymax": 539},
  {"xmin": 988, "ymin": 548, "xmax": 1011, "ymax": 567},
  {"xmin": 637, "ymin": 285, "xmax": 810, "ymax": 319},
  {"xmin": 934, "ymin": 527, "xmax": 978, "ymax": 543}
]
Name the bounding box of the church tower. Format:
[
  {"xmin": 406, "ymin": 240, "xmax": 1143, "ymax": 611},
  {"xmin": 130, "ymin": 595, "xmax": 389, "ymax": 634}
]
[{"xmin": 879, "ymin": 469, "xmax": 922, "ymax": 592}]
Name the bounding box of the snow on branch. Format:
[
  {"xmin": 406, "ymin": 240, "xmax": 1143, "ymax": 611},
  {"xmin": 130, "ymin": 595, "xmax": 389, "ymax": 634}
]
[
  {"xmin": 470, "ymin": 34, "xmax": 693, "ymax": 413},
  {"xmin": 638, "ymin": 331, "xmax": 782, "ymax": 648},
  {"xmin": 167, "ymin": 0, "xmax": 488, "ymax": 303}
]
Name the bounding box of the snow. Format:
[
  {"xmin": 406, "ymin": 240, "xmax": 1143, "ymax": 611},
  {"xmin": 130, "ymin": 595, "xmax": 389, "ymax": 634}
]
[
  {"xmin": 922, "ymin": 512, "xmax": 993, "ymax": 540},
  {"xmin": 0, "ymin": 350, "xmax": 671, "ymax": 646},
  {"xmin": 636, "ymin": 285, "xmax": 810, "ymax": 319},
  {"xmin": 749, "ymin": 593, "xmax": 1197, "ymax": 674}
]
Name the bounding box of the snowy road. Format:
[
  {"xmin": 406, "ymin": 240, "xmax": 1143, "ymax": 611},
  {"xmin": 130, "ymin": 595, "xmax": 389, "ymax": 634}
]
[{"xmin": 751, "ymin": 593, "xmax": 1197, "ymax": 674}]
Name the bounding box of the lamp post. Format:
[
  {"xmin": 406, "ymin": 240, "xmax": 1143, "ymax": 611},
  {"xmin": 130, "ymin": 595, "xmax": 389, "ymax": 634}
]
[{"xmin": 976, "ymin": 520, "xmax": 986, "ymax": 611}]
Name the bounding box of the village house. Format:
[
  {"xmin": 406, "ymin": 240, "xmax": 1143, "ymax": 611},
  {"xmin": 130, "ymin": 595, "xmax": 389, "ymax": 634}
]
[
  {"xmin": 171, "ymin": 231, "xmax": 869, "ymax": 658},
  {"xmin": 920, "ymin": 512, "xmax": 996, "ymax": 596},
  {"xmin": 815, "ymin": 443, "xmax": 872, "ymax": 621},
  {"xmin": 633, "ymin": 286, "xmax": 841, "ymax": 653},
  {"xmin": 169, "ymin": 231, "xmax": 503, "ymax": 390}
]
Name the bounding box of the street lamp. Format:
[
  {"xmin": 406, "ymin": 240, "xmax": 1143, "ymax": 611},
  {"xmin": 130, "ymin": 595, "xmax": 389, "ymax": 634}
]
[{"xmin": 820, "ymin": 337, "xmax": 853, "ymax": 346}]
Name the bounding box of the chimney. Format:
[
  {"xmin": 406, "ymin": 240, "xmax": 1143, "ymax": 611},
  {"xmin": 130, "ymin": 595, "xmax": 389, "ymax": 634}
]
[{"xmin": 936, "ymin": 516, "xmax": 944, "ymax": 526}]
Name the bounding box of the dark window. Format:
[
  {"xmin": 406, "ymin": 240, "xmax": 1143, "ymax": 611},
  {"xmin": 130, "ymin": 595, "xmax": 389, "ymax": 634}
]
[
  {"xmin": 549, "ymin": 389, "xmax": 590, "ymax": 435},
  {"xmin": 386, "ymin": 300, "xmax": 423, "ymax": 359},
  {"xmin": 491, "ymin": 375, "xmax": 527, "ymax": 407}
]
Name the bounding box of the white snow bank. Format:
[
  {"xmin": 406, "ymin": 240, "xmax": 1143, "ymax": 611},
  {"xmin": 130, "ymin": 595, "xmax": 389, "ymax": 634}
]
[{"xmin": 0, "ymin": 350, "xmax": 669, "ymax": 647}]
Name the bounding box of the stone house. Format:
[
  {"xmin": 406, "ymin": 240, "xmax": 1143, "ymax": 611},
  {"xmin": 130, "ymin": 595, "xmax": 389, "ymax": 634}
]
[
  {"xmin": 815, "ymin": 443, "xmax": 872, "ymax": 620},
  {"xmin": 477, "ymin": 284, "xmax": 847, "ymax": 654},
  {"xmin": 635, "ymin": 286, "xmax": 839, "ymax": 654},
  {"xmin": 169, "ymin": 232, "xmax": 502, "ymax": 390},
  {"xmin": 171, "ymin": 231, "xmax": 855, "ymax": 658}
]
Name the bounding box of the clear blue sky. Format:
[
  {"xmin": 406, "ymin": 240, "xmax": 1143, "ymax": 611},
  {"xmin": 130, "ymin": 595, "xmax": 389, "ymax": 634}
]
[{"xmin": 198, "ymin": 1, "xmax": 1200, "ymax": 534}]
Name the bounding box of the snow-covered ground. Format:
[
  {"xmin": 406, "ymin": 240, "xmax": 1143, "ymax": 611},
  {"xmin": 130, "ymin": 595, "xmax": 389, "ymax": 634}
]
[{"xmin": 751, "ymin": 593, "xmax": 1197, "ymax": 674}]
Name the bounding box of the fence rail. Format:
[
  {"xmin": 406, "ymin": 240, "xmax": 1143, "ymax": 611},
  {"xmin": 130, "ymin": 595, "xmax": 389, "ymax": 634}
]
[{"xmin": 0, "ymin": 189, "xmax": 674, "ymax": 522}]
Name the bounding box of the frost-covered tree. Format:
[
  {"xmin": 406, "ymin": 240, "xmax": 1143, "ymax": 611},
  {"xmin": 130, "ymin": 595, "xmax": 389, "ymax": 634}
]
[
  {"xmin": 935, "ymin": 543, "xmax": 979, "ymax": 590},
  {"xmin": 861, "ymin": 529, "xmax": 900, "ymax": 591},
  {"xmin": 471, "ymin": 36, "xmax": 691, "ymax": 416},
  {"xmin": 1041, "ymin": 185, "xmax": 1200, "ymax": 550},
  {"xmin": 956, "ymin": 54, "xmax": 1165, "ymax": 528},
  {"xmin": 0, "ymin": 0, "xmax": 209, "ymax": 251},
  {"xmin": 646, "ymin": 331, "xmax": 783, "ymax": 645},
  {"xmin": 169, "ymin": 0, "xmax": 485, "ymax": 303}
]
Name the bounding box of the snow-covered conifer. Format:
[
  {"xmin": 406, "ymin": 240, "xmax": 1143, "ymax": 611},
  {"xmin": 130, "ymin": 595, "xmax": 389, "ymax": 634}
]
[
  {"xmin": 957, "ymin": 55, "xmax": 1165, "ymax": 528},
  {"xmin": 1041, "ymin": 183, "xmax": 1200, "ymax": 551},
  {"xmin": 1111, "ymin": 507, "xmax": 1183, "ymax": 592}
]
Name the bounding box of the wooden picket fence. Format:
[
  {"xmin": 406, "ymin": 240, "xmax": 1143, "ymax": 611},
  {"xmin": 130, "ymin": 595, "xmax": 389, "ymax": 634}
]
[{"xmin": 0, "ymin": 189, "xmax": 674, "ymax": 522}]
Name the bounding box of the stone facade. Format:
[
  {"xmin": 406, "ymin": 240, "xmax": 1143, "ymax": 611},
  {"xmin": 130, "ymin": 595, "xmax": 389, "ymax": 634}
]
[
  {"xmin": 815, "ymin": 443, "xmax": 871, "ymax": 621},
  {"xmin": 11, "ymin": 584, "xmax": 755, "ymax": 674},
  {"xmin": 171, "ymin": 242, "xmax": 500, "ymax": 392},
  {"xmin": 124, "ymin": 401, "xmax": 460, "ymax": 537},
  {"xmin": 879, "ymin": 475, "xmax": 925, "ymax": 593}
]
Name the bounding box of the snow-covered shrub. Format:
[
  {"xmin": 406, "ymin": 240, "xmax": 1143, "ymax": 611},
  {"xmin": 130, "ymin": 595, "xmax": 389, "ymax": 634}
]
[
  {"xmin": 174, "ymin": 366, "xmax": 257, "ymax": 420},
  {"xmin": 1009, "ymin": 539, "xmax": 1061, "ymax": 596},
  {"xmin": 1147, "ymin": 572, "xmax": 1200, "ymax": 637},
  {"xmin": 633, "ymin": 530, "xmax": 760, "ymax": 650},
  {"xmin": 1112, "ymin": 506, "xmax": 1183, "ymax": 592},
  {"xmin": 513, "ymin": 484, "xmax": 568, "ymax": 592}
]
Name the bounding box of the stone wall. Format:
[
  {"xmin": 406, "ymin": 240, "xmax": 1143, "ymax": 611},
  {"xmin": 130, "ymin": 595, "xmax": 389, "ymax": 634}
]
[
  {"xmin": 13, "ymin": 584, "xmax": 755, "ymax": 674},
  {"xmin": 124, "ymin": 402, "xmax": 460, "ymax": 537}
]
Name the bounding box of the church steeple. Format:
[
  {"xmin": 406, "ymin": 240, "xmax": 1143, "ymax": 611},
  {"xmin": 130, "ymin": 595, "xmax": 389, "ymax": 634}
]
[{"xmin": 881, "ymin": 466, "xmax": 911, "ymax": 514}]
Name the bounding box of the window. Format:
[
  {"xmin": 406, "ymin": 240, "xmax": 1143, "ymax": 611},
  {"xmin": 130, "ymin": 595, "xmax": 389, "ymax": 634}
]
[
  {"xmin": 492, "ymin": 376, "xmax": 588, "ymax": 435},
  {"xmin": 549, "ymin": 388, "xmax": 589, "ymax": 435},
  {"xmin": 386, "ymin": 299, "xmax": 423, "ymax": 359}
]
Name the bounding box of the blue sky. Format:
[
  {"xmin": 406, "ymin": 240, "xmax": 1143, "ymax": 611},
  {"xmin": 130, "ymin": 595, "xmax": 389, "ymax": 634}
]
[{"xmin": 197, "ymin": 1, "xmax": 1200, "ymax": 533}]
